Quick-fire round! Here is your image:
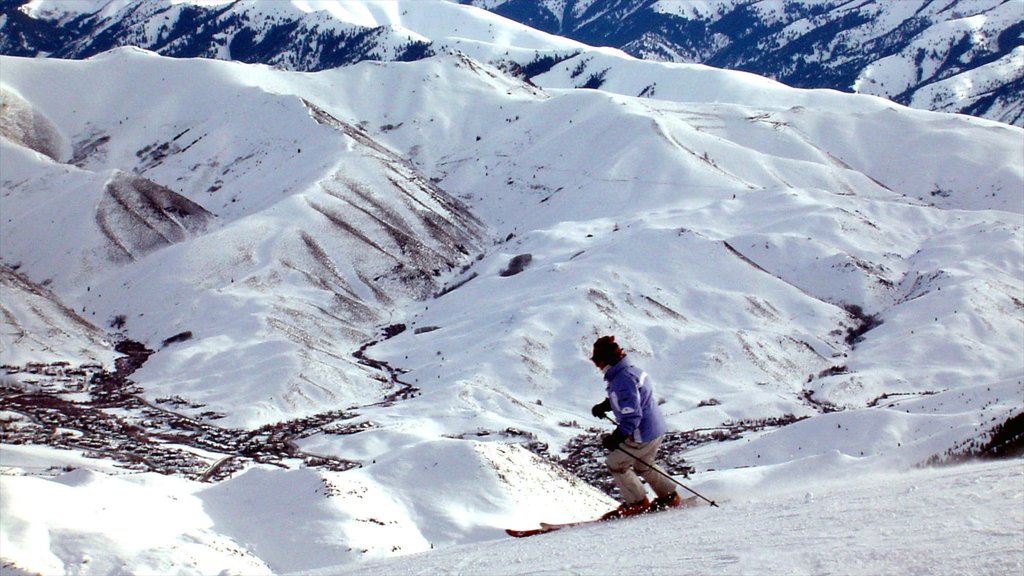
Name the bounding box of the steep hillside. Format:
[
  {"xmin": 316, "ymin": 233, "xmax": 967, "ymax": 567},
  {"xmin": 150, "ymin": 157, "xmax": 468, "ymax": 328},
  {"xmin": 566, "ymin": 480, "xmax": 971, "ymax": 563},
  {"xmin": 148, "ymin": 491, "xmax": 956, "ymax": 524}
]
[
  {"xmin": 3, "ymin": 0, "xmax": 1021, "ymax": 125},
  {"xmin": 0, "ymin": 0, "xmax": 587, "ymax": 67},
  {"xmin": 470, "ymin": 0, "xmax": 1024, "ymax": 125},
  {"xmin": 0, "ymin": 267, "xmax": 114, "ymax": 367},
  {"xmin": 0, "ymin": 34, "xmax": 1021, "ymax": 575},
  {"xmin": 1, "ymin": 49, "xmax": 487, "ymax": 426}
]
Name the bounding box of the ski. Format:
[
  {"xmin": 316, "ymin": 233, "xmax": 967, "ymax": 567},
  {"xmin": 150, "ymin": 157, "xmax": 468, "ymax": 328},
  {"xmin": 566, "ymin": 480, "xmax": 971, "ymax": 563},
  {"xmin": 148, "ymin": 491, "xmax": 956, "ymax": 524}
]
[
  {"xmin": 505, "ymin": 515, "xmax": 623, "ymax": 538},
  {"xmin": 505, "ymin": 521, "xmax": 598, "ymax": 538},
  {"xmin": 540, "ymin": 519, "xmax": 603, "ymax": 530},
  {"xmin": 505, "ymin": 527, "xmax": 557, "ymax": 538},
  {"xmin": 506, "ymin": 496, "xmax": 704, "ymax": 538}
]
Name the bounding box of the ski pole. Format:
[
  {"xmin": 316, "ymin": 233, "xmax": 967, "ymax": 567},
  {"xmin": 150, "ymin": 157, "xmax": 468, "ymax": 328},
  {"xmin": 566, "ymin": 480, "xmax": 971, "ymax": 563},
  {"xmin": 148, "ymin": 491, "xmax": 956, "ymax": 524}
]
[{"xmin": 603, "ymin": 415, "xmax": 719, "ymax": 508}]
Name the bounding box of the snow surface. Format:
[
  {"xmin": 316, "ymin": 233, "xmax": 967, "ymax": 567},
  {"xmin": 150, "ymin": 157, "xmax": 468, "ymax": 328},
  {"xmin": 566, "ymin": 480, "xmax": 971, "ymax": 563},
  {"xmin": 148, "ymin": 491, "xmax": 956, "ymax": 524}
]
[
  {"xmin": 19, "ymin": 0, "xmax": 593, "ymax": 66},
  {"xmin": 334, "ymin": 458, "xmax": 1024, "ymax": 576},
  {"xmin": 1, "ymin": 4, "xmax": 1023, "ymax": 573},
  {"xmin": 472, "ymin": 0, "xmax": 1024, "ymax": 125},
  {"xmin": 853, "ymin": 0, "xmax": 1024, "ymax": 125},
  {"xmin": 2, "ymin": 455, "xmax": 1020, "ymax": 575}
]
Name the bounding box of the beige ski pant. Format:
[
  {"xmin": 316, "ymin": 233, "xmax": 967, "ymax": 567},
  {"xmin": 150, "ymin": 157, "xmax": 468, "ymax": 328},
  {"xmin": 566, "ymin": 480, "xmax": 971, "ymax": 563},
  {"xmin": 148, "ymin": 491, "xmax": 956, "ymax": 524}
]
[{"xmin": 606, "ymin": 435, "xmax": 676, "ymax": 504}]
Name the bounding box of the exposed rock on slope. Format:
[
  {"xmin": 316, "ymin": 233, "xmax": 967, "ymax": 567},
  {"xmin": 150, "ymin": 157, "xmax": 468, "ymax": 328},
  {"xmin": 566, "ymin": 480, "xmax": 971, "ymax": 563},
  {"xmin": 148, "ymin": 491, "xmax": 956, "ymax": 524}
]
[
  {"xmin": 97, "ymin": 171, "xmax": 215, "ymax": 262},
  {"xmin": 0, "ymin": 85, "xmax": 64, "ymax": 160}
]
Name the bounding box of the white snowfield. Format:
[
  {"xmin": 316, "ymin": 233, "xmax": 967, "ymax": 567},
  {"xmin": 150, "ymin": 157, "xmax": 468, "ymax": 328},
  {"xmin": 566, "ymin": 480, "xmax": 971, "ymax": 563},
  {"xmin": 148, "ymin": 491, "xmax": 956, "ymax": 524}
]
[
  {"xmin": 334, "ymin": 458, "xmax": 1024, "ymax": 576},
  {"xmin": 2, "ymin": 455, "xmax": 1020, "ymax": 575},
  {"xmin": 1, "ymin": 1, "xmax": 1022, "ymax": 574}
]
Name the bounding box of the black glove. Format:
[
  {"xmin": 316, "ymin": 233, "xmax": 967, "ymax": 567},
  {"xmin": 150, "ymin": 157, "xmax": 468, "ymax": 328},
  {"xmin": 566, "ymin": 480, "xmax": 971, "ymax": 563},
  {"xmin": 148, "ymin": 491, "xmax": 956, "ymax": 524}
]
[
  {"xmin": 591, "ymin": 398, "xmax": 612, "ymax": 419},
  {"xmin": 602, "ymin": 428, "xmax": 627, "ymax": 451}
]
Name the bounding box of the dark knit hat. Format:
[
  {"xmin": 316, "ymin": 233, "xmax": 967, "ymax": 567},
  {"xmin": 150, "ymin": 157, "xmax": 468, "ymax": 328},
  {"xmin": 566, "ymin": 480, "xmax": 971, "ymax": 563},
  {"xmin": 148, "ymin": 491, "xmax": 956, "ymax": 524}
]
[{"xmin": 590, "ymin": 335, "xmax": 624, "ymax": 365}]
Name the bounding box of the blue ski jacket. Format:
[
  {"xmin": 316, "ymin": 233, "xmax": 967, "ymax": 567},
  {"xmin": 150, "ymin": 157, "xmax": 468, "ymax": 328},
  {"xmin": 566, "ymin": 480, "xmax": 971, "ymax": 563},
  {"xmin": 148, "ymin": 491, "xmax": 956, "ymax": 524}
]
[{"xmin": 604, "ymin": 356, "xmax": 666, "ymax": 443}]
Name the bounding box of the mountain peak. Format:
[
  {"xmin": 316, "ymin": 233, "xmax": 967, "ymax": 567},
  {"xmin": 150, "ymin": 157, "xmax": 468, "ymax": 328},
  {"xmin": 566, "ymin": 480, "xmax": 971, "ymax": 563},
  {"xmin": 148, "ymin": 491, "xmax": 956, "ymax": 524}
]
[{"xmin": 468, "ymin": 0, "xmax": 1024, "ymax": 125}]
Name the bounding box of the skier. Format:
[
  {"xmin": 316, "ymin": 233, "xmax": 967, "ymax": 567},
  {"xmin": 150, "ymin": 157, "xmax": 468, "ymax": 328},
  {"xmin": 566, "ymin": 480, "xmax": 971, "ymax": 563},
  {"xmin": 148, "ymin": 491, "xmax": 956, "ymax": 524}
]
[{"xmin": 589, "ymin": 335, "xmax": 682, "ymax": 519}]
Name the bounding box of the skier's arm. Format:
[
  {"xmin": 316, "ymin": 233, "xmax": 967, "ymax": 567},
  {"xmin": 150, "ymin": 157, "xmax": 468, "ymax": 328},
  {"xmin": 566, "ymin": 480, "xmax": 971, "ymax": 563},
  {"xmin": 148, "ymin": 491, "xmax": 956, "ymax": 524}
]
[{"xmin": 609, "ymin": 375, "xmax": 642, "ymax": 437}]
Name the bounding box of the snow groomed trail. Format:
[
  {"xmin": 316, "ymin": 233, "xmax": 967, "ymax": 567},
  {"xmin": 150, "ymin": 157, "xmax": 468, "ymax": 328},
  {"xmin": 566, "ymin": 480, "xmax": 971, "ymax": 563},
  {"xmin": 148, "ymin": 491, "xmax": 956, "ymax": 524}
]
[{"xmin": 329, "ymin": 458, "xmax": 1024, "ymax": 576}]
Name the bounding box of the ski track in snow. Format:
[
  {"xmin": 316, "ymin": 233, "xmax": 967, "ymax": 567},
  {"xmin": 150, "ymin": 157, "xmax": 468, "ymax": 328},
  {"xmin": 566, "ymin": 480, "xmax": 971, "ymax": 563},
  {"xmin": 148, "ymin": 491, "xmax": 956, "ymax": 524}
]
[{"xmin": 327, "ymin": 459, "xmax": 1024, "ymax": 576}]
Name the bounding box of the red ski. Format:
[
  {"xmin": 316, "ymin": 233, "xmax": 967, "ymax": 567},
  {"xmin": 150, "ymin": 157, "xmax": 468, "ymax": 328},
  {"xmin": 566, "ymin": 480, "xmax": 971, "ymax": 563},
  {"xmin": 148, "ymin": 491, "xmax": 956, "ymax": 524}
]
[
  {"xmin": 506, "ymin": 496, "xmax": 703, "ymax": 538},
  {"xmin": 505, "ymin": 526, "xmax": 558, "ymax": 538},
  {"xmin": 540, "ymin": 518, "xmax": 604, "ymax": 530},
  {"xmin": 505, "ymin": 519, "xmax": 601, "ymax": 538}
]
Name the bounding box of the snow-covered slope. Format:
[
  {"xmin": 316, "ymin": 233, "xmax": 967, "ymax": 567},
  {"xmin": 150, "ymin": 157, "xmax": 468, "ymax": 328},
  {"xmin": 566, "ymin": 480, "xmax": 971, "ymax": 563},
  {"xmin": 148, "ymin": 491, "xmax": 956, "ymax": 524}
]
[
  {"xmin": 336, "ymin": 458, "xmax": 1024, "ymax": 576},
  {"xmin": 4, "ymin": 0, "xmax": 1021, "ymax": 125},
  {"xmin": 1, "ymin": 440, "xmax": 612, "ymax": 574},
  {"xmin": 1, "ymin": 49, "xmax": 487, "ymax": 426},
  {"xmin": 1, "ymin": 35, "xmax": 1021, "ymax": 575},
  {"xmin": 0, "ymin": 267, "xmax": 113, "ymax": 367},
  {"xmin": 471, "ymin": 0, "xmax": 1024, "ymax": 126},
  {"xmin": 0, "ymin": 0, "xmax": 588, "ymax": 69},
  {"xmin": 2, "ymin": 451, "xmax": 1020, "ymax": 574}
]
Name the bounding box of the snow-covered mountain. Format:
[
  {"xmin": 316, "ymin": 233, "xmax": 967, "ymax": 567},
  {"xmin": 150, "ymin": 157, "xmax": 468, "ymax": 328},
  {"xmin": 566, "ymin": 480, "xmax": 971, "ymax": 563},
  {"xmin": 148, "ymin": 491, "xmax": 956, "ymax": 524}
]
[
  {"xmin": 0, "ymin": 0, "xmax": 588, "ymax": 69},
  {"xmin": 3, "ymin": 0, "xmax": 1022, "ymax": 126},
  {"xmin": 1, "ymin": 1, "xmax": 1022, "ymax": 574},
  {"xmin": 468, "ymin": 0, "xmax": 1024, "ymax": 126},
  {"xmin": 2, "ymin": 50, "xmax": 488, "ymax": 426}
]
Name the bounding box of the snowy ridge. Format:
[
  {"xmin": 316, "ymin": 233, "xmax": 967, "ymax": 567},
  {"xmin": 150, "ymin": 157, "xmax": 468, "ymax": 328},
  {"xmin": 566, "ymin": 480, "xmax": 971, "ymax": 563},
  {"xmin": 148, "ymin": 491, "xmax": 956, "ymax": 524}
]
[
  {"xmin": 0, "ymin": 23, "xmax": 1022, "ymax": 576},
  {"xmin": 1, "ymin": 49, "xmax": 488, "ymax": 426},
  {"xmin": 3, "ymin": 0, "xmax": 1021, "ymax": 124},
  {"xmin": 851, "ymin": 0, "xmax": 1024, "ymax": 124},
  {"xmin": 471, "ymin": 0, "xmax": 1024, "ymax": 126},
  {"xmin": 1, "ymin": 0, "xmax": 589, "ymax": 69}
]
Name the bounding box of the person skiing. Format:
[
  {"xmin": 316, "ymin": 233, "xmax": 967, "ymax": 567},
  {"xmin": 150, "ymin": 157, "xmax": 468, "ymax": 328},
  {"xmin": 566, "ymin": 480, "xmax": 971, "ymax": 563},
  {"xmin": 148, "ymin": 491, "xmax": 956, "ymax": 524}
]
[{"xmin": 589, "ymin": 335, "xmax": 682, "ymax": 519}]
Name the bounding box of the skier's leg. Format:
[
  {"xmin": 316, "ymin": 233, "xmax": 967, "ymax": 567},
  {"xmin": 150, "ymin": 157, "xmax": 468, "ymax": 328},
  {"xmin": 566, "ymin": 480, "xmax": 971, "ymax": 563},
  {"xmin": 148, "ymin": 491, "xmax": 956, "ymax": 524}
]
[
  {"xmin": 605, "ymin": 447, "xmax": 646, "ymax": 503},
  {"xmin": 630, "ymin": 436, "xmax": 677, "ymax": 498}
]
